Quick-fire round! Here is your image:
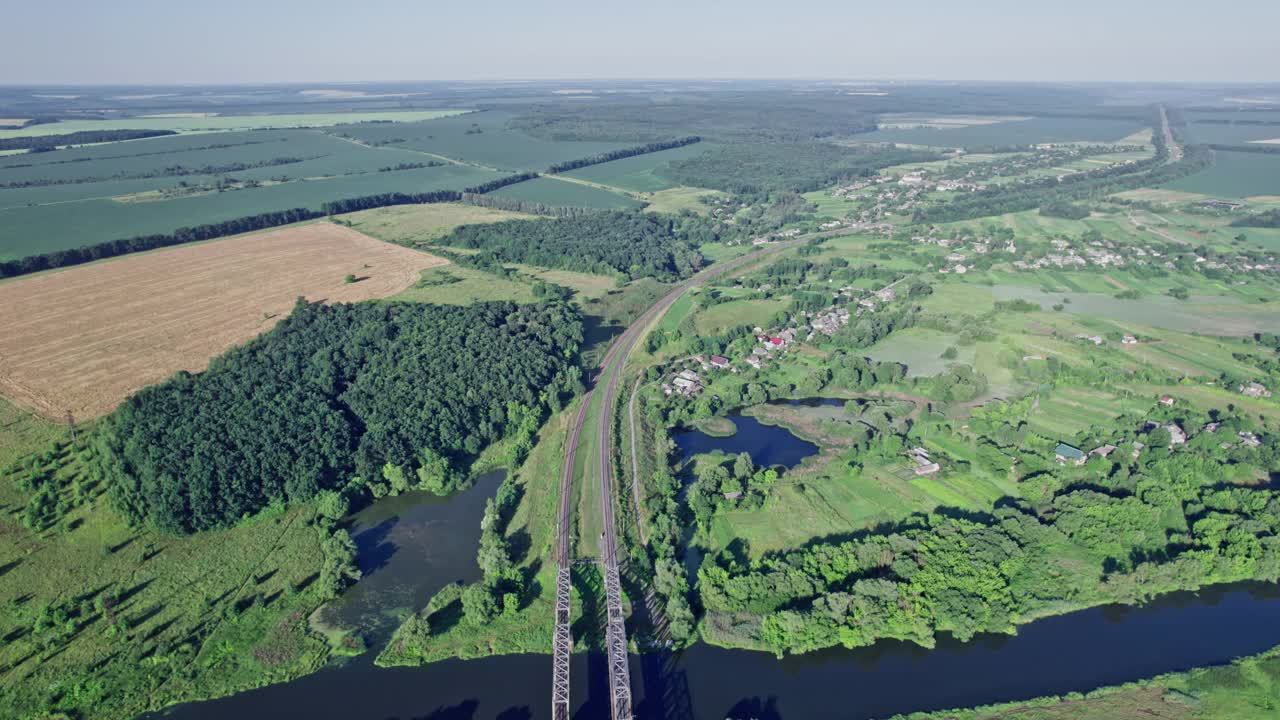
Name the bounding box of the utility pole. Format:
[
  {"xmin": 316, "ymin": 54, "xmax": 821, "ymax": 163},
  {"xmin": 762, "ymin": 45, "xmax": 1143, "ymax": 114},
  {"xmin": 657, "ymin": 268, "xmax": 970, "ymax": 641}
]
[{"xmin": 65, "ymin": 410, "xmax": 77, "ymax": 442}]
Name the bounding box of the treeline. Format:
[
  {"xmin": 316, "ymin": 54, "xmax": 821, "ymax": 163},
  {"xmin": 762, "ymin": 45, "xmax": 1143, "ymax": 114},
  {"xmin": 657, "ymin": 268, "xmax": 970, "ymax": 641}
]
[
  {"xmin": 0, "ymin": 173, "xmax": 542, "ymax": 280},
  {"xmin": 699, "ymin": 405, "xmax": 1280, "ymax": 656},
  {"xmin": 97, "ymin": 300, "xmax": 584, "ymax": 533},
  {"xmin": 0, "ymin": 128, "xmax": 177, "ymax": 152},
  {"xmin": 435, "ymin": 210, "xmax": 705, "ymax": 280},
  {"xmin": 1232, "ymin": 209, "xmax": 1280, "ymax": 228},
  {"xmin": 664, "ymin": 142, "xmax": 938, "ymax": 194},
  {"xmin": 545, "ymin": 136, "xmax": 701, "ymax": 173},
  {"xmin": 459, "ymin": 192, "xmax": 597, "ymax": 218}
]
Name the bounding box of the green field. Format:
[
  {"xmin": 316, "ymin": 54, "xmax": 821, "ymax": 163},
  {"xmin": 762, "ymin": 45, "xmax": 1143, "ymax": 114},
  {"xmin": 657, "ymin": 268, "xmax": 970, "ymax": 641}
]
[
  {"xmin": 643, "ymin": 186, "xmax": 725, "ymax": 215},
  {"xmin": 692, "ymin": 297, "xmax": 787, "ymax": 335},
  {"xmin": 852, "ymin": 116, "xmax": 1145, "ymax": 147},
  {"xmin": 490, "ymin": 176, "xmax": 644, "ymax": 210},
  {"xmin": 389, "ymin": 264, "xmax": 537, "ymax": 305},
  {"xmin": 0, "ymin": 161, "xmax": 502, "ymax": 260},
  {"xmin": 0, "ymin": 110, "xmax": 467, "ymax": 139},
  {"xmin": 862, "ymin": 327, "xmax": 975, "ymax": 377},
  {"xmin": 560, "ymin": 142, "xmax": 713, "ymax": 191},
  {"xmin": 1161, "ymin": 150, "xmax": 1280, "ymax": 198}
]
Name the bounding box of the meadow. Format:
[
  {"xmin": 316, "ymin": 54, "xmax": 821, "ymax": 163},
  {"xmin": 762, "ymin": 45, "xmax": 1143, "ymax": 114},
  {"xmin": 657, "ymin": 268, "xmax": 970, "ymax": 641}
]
[
  {"xmin": 1160, "ymin": 150, "xmax": 1280, "ymax": 198},
  {"xmin": 0, "ymin": 110, "xmax": 466, "ymax": 139},
  {"xmin": 340, "ymin": 202, "xmax": 537, "ymax": 246},
  {"xmin": 852, "ymin": 116, "xmax": 1145, "ymax": 147},
  {"xmin": 0, "ymin": 422, "xmax": 334, "ymax": 720},
  {"xmin": 0, "ymin": 223, "xmax": 442, "ymax": 418},
  {"xmin": 489, "ymin": 176, "xmax": 644, "ymax": 209}
]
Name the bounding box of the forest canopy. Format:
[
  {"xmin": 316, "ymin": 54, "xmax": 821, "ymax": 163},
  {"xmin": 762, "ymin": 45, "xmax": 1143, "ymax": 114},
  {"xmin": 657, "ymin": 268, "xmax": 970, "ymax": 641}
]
[
  {"xmin": 433, "ymin": 210, "xmax": 706, "ymax": 280},
  {"xmin": 97, "ymin": 300, "xmax": 583, "ymax": 533}
]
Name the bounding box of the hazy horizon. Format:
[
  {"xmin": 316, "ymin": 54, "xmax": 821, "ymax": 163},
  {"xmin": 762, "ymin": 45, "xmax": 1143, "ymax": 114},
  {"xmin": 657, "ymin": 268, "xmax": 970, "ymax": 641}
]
[{"xmin": 8, "ymin": 0, "xmax": 1279, "ymax": 85}]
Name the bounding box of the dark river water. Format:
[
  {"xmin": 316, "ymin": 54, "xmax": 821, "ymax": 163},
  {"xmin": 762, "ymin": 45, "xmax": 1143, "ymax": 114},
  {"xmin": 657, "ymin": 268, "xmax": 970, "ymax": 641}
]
[{"xmin": 152, "ymin": 440, "xmax": 1280, "ymax": 720}]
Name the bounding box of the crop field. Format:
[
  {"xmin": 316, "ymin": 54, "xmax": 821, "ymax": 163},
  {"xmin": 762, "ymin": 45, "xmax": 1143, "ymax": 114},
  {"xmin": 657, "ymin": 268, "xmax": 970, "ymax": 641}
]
[
  {"xmin": 1161, "ymin": 150, "xmax": 1280, "ymax": 198},
  {"xmin": 339, "ymin": 202, "xmax": 537, "ymax": 246},
  {"xmin": 559, "ymin": 142, "xmax": 713, "ymax": 191},
  {"xmin": 0, "ymin": 110, "xmax": 466, "ymax": 139},
  {"xmin": 852, "ymin": 116, "xmax": 1145, "ymax": 147},
  {"xmin": 489, "ymin": 176, "xmax": 644, "ymax": 209},
  {"xmin": 0, "ymin": 223, "xmax": 443, "ymax": 419},
  {"xmin": 333, "ymin": 110, "xmax": 632, "ymax": 171},
  {"xmin": 0, "ymin": 162, "xmax": 501, "ymax": 260}
]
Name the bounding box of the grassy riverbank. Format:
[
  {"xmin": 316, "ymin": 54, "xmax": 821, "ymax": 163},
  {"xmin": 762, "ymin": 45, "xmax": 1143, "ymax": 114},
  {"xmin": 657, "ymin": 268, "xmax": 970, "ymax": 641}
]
[{"xmin": 888, "ymin": 643, "xmax": 1280, "ymax": 720}]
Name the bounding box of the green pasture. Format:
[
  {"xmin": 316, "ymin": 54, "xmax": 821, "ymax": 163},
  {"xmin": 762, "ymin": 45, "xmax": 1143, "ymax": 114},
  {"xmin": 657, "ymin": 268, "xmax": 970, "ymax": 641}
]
[
  {"xmin": 693, "ymin": 297, "xmax": 787, "ymax": 335},
  {"xmin": 389, "ymin": 264, "xmax": 536, "ymax": 305},
  {"xmin": 863, "ymin": 327, "xmax": 974, "ymax": 377},
  {"xmin": 491, "ymin": 176, "xmax": 644, "ymax": 210},
  {"xmin": 990, "ymin": 285, "xmax": 1280, "ymax": 336}
]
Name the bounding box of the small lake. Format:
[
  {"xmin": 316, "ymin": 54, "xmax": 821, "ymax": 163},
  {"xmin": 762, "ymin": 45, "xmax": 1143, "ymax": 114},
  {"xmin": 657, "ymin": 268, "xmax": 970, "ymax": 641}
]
[
  {"xmin": 672, "ymin": 399, "xmax": 843, "ymax": 469},
  {"xmin": 313, "ymin": 470, "xmax": 503, "ymax": 647}
]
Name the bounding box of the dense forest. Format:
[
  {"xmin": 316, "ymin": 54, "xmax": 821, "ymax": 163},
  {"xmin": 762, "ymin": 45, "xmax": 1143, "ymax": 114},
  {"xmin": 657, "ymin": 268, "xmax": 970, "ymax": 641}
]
[
  {"xmin": 545, "ymin": 136, "xmax": 701, "ymax": 173},
  {"xmin": 0, "ymin": 128, "xmax": 177, "ymax": 151},
  {"xmin": 97, "ymin": 301, "xmax": 584, "ymax": 533},
  {"xmin": 698, "ymin": 402, "xmax": 1280, "ymax": 656},
  {"xmin": 662, "ymin": 142, "xmax": 938, "ymax": 194},
  {"xmin": 434, "ymin": 210, "xmax": 706, "ymax": 280}
]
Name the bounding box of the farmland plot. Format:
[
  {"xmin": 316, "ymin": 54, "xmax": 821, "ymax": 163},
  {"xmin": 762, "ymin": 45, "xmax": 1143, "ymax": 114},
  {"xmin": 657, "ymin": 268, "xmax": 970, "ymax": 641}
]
[{"xmin": 0, "ymin": 223, "xmax": 443, "ymax": 419}]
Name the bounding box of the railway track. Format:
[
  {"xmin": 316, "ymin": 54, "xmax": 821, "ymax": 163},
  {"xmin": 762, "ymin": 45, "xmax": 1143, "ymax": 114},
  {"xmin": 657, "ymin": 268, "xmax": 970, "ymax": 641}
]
[{"xmin": 551, "ymin": 230, "xmax": 839, "ymax": 719}]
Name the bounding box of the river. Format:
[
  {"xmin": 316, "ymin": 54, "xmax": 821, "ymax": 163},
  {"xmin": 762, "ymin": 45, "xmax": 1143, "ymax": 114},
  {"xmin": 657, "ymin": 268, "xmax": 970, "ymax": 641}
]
[{"xmin": 152, "ymin": 447, "xmax": 1280, "ymax": 720}]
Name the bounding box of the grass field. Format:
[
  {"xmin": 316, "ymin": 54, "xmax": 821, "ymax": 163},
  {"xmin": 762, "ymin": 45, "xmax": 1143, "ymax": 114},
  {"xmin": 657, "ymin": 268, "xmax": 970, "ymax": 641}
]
[
  {"xmin": 560, "ymin": 142, "xmax": 713, "ymax": 191},
  {"xmin": 0, "ymin": 223, "xmax": 443, "ymax": 419},
  {"xmin": 643, "ymin": 186, "xmax": 726, "ymax": 215},
  {"xmin": 693, "ymin": 297, "xmax": 787, "ymax": 335},
  {"xmin": 852, "ymin": 116, "xmax": 1145, "ymax": 147},
  {"xmin": 0, "ymin": 110, "xmax": 466, "ymax": 139},
  {"xmin": 863, "ymin": 327, "xmax": 975, "ymax": 377},
  {"xmin": 491, "ymin": 176, "xmax": 645, "ymax": 209},
  {"xmin": 0, "ymin": 448, "xmax": 331, "ymax": 719},
  {"xmin": 1161, "ymin": 150, "xmax": 1280, "ymax": 198},
  {"xmin": 340, "ymin": 202, "xmax": 537, "ymax": 246},
  {"xmin": 387, "ymin": 264, "xmax": 537, "ymax": 305}
]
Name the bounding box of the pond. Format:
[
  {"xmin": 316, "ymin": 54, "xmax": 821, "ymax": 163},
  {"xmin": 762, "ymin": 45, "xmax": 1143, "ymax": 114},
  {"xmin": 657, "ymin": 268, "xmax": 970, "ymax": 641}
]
[{"xmin": 671, "ymin": 399, "xmax": 842, "ymax": 469}]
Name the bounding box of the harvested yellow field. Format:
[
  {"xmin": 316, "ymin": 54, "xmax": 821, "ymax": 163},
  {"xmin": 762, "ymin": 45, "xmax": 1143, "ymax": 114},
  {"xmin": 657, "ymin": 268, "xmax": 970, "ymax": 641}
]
[{"xmin": 0, "ymin": 222, "xmax": 445, "ymax": 419}]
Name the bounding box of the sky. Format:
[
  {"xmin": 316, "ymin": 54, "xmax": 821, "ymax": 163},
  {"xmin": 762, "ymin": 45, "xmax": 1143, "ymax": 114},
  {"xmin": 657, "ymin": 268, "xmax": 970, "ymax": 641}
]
[{"xmin": 6, "ymin": 0, "xmax": 1279, "ymax": 85}]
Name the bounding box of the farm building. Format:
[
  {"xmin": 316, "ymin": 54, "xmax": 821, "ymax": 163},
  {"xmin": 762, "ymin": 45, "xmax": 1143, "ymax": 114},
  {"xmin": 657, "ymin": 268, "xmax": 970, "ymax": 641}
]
[{"xmin": 1055, "ymin": 443, "xmax": 1086, "ymax": 465}]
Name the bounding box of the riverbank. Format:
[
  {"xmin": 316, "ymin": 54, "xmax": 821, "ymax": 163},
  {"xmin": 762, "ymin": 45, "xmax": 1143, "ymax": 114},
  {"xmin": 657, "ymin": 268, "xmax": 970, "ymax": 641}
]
[{"xmin": 888, "ymin": 641, "xmax": 1280, "ymax": 720}]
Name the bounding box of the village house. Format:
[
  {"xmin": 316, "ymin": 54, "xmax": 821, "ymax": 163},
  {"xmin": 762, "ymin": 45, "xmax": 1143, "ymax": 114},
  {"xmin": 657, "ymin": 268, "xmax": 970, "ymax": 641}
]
[
  {"xmin": 1122, "ymin": 334, "xmax": 1138, "ymax": 345},
  {"xmin": 907, "ymin": 447, "xmax": 940, "ymax": 476},
  {"xmin": 1159, "ymin": 395, "xmax": 1175, "ymax": 406},
  {"xmin": 709, "ymin": 355, "xmax": 731, "ymax": 370},
  {"xmin": 1055, "ymin": 443, "xmax": 1086, "ymax": 465}
]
